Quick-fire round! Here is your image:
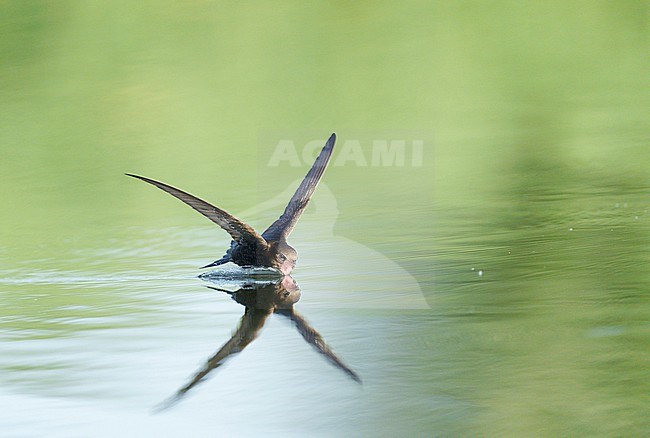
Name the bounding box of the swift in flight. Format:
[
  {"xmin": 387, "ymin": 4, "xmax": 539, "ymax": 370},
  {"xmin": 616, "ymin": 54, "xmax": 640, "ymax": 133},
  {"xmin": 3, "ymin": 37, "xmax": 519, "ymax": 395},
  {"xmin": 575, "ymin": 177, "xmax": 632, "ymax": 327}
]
[{"xmin": 127, "ymin": 133, "xmax": 336, "ymax": 275}]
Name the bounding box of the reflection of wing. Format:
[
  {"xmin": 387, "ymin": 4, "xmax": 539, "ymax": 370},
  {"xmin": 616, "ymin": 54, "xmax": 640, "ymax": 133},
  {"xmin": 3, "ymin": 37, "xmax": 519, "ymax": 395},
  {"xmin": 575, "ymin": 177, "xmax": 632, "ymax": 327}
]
[
  {"xmin": 155, "ymin": 308, "xmax": 271, "ymax": 411},
  {"xmin": 126, "ymin": 174, "xmax": 267, "ymax": 248},
  {"xmin": 277, "ymin": 308, "xmax": 361, "ymax": 383},
  {"xmin": 262, "ymin": 133, "xmax": 336, "ymax": 241}
]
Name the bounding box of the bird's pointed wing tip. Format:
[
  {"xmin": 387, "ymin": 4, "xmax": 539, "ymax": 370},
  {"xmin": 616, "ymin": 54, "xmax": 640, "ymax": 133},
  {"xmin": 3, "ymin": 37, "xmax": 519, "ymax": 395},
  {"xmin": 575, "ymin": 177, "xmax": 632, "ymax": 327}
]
[
  {"xmin": 125, "ymin": 173, "xmax": 157, "ymax": 185},
  {"xmin": 151, "ymin": 395, "xmax": 181, "ymax": 414},
  {"xmin": 328, "ymin": 133, "xmax": 336, "ymax": 145}
]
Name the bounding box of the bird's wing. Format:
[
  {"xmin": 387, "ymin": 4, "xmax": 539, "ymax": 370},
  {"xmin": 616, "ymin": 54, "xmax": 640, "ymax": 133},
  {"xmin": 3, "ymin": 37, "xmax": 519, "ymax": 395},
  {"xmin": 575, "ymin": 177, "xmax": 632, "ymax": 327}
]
[
  {"xmin": 154, "ymin": 308, "xmax": 271, "ymax": 411},
  {"xmin": 126, "ymin": 174, "xmax": 267, "ymax": 248},
  {"xmin": 277, "ymin": 308, "xmax": 362, "ymax": 383},
  {"xmin": 262, "ymin": 133, "xmax": 336, "ymax": 241}
]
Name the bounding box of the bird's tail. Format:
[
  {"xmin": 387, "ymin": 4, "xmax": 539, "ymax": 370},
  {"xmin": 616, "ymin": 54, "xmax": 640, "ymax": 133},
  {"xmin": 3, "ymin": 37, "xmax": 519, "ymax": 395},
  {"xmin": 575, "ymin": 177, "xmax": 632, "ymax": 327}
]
[{"xmin": 201, "ymin": 255, "xmax": 230, "ymax": 269}]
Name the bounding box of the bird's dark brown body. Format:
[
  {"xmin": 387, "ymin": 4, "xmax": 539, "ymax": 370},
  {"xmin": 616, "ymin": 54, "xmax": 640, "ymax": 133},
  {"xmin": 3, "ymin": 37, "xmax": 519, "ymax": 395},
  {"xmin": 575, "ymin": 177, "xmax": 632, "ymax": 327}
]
[{"xmin": 127, "ymin": 133, "xmax": 336, "ymax": 275}]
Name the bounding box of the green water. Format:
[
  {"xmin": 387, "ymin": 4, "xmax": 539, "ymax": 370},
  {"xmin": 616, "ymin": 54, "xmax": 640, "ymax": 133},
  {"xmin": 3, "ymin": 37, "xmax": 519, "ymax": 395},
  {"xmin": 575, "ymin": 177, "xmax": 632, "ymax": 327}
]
[{"xmin": 1, "ymin": 2, "xmax": 648, "ymax": 436}]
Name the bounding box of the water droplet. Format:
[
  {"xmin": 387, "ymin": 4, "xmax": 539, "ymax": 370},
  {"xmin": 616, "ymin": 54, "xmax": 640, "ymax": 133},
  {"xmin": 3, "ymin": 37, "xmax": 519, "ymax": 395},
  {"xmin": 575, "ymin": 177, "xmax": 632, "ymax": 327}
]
[
  {"xmin": 569, "ymin": 227, "xmax": 573, "ymax": 231},
  {"xmin": 635, "ymin": 216, "xmax": 639, "ymax": 220},
  {"xmin": 477, "ymin": 270, "xmax": 483, "ymax": 277},
  {"xmin": 470, "ymin": 267, "xmax": 475, "ymax": 271}
]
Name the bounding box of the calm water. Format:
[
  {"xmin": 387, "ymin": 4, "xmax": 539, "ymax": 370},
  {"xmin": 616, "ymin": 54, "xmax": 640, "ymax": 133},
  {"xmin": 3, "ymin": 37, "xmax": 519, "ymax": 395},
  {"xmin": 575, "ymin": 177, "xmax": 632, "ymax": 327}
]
[{"xmin": 1, "ymin": 2, "xmax": 649, "ymax": 436}]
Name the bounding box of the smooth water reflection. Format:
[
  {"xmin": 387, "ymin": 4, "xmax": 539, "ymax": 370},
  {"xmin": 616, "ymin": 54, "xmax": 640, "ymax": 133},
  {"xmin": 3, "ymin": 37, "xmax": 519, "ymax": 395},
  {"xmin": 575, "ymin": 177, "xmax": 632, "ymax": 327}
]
[{"xmin": 158, "ymin": 273, "xmax": 360, "ymax": 410}]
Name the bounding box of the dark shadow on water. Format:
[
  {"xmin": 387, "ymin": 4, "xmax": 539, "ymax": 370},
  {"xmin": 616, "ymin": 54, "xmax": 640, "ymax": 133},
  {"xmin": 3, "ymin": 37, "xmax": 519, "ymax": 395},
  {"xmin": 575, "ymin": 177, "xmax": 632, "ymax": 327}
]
[{"xmin": 154, "ymin": 274, "xmax": 361, "ymax": 412}]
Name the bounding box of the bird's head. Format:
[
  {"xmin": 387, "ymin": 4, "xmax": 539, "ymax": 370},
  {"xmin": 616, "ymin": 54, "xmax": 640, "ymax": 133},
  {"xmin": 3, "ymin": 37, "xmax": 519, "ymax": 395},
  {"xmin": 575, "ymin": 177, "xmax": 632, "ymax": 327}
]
[
  {"xmin": 273, "ymin": 242, "xmax": 297, "ymax": 275},
  {"xmin": 274, "ymin": 275, "xmax": 301, "ymax": 308}
]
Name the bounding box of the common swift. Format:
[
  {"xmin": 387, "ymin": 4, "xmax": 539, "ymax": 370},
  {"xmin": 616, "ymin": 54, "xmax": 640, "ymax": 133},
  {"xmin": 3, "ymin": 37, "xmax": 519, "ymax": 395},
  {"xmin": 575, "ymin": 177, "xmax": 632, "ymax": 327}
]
[{"xmin": 127, "ymin": 133, "xmax": 336, "ymax": 275}]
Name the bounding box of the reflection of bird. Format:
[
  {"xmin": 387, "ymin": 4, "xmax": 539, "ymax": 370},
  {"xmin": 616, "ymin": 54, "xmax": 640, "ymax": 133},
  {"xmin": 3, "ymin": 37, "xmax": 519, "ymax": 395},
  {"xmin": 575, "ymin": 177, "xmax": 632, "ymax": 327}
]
[
  {"xmin": 127, "ymin": 134, "xmax": 336, "ymax": 275},
  {"xmin": 156, "ymin": 276, "xmax": 360, "ymax": 411}
]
